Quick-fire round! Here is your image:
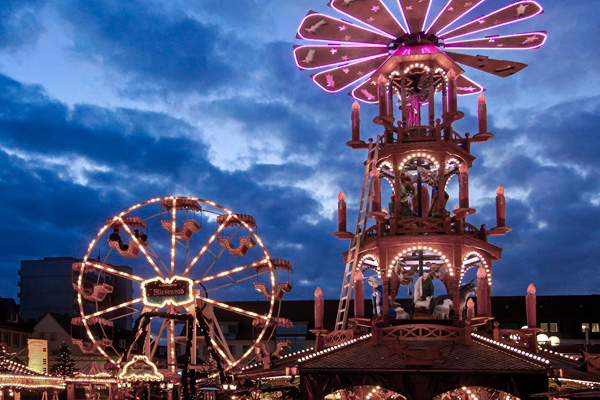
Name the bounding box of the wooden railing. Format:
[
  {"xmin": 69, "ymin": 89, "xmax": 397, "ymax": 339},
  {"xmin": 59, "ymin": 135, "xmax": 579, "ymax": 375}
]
[{"xmin": 372, "ymin": 324, "xmax": 465, "ymax": 345}]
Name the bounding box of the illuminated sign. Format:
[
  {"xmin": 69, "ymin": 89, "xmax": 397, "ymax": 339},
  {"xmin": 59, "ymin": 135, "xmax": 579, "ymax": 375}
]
[
  {"xmin": 142, "ymin": 276, "xmax": 194, "ymax": 307},
  {"xmin": 118, "ymin": 356, "xmax": 164, "ymax": 382},
  {"xmin": 28, "ymin": 339, "xmax": 48, "ymax": 374}
]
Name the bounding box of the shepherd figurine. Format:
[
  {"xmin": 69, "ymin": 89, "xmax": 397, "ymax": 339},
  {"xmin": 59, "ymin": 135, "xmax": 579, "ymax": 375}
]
[{"xmin": 368, "ymin": 276, "xmax": 383, "ymax": 318}]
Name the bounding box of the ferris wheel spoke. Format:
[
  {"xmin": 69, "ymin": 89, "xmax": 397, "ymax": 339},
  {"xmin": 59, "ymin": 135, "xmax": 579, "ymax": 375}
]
[
  {"xmin": 170, "ymin": 198, "xmax": 177, "ymax": 276},
  {"xmin": 150, "ymin": 319, "xmax": 169, "ymax": 360},
  {"xmin": 119, "ymin": 217, "xmax": 166, "ymax": 279},
  {"xmin": 205, "ymin": 313, "xmax": 235, "ymax": 365},
  {"xmin": 201, "ymin": 271, "xmax": 269, "ymax": 295},
  {"xmin": 198, "ymin": 225, "xmax": 242, "ymax": 281},
  {"xmin": 144, "ymin": 245, "xmax": 171, "ymax": 277},
  {"xmin": 84, "ymin": 298, "xmax": 143, "ymax": 319},
  {"xmin": 83, "ymin": 261, "xmax": 145, "ymax": 282},
  {"xmin": 198, "ymin": 297, "xmax": 269, "ymax": 321},
  {"xmin": 183, "ymin": 214, "xmax": 234, "ymax": 276},
  {"xmin": 195, "ymin": 257, "xmax": 269, "ymax": 285},
  {"xmin": 107, "ymin": 308, "xmax": 141, "ymax": 322}
]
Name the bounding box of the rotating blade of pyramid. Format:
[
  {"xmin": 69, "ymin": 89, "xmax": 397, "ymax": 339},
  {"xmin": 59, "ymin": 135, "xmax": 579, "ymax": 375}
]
[
  {"xmin": 351, "ymin": 76, "xmax": 380, "ymax": 103},
  {"xmin": 455, "ymin": 74, "xmax": 484, "ymax": 95},
  {"xmin": 444, "ymin": 31, "xmax": 547, "ymax": 50},
  {"xmin": 439, "ymin": 1, "xmax": 544, "ymax": 41},
  {"xmin": 297, "ymin": 12, "xmax": 392, "ymax": 44},
  {"xmin": 312, "ymin": 54, "xmax": 390, "ymax": 93},
  {"xmin": 329, "ymin": 0, "xmax": 406, "ymax": 37},
  {"xmin": 426, "ymin": 0, "xmax": 485, "ymax": 36},
  {"xmin": 397, "ymin": 0, "xmax": 433, "ymax": 34},
  {"xmin": 445, "ymin": 51, "xmax": 528, "ymax": 78},
  {"xmin": 294, "ymin": 45, "xmax": 388, "ymax": 70}
]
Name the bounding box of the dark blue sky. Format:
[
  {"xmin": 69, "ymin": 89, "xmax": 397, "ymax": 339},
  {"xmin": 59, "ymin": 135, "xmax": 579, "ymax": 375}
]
[{"xmin": 0, "ymin": 0, "xmax": 599, "ymax": 301}]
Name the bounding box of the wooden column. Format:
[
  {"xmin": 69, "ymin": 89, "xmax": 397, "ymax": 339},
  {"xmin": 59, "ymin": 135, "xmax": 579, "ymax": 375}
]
[{"xmin": 476, "ymin": 265, "xmax": 488, "ymax": 316}]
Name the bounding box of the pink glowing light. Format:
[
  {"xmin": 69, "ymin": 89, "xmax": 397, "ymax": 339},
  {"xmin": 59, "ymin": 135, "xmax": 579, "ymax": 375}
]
[
  {"xmin": 311, "ymin": 54, "xmax": 390, "ymax": 93},
  {"xmin": 350, "ymin": 78, "xmax": 380, "ymax": 104},
  {"xmin": 297, "ymin": 12, "xmax": 394, "ymax": 45},
  {"xmin": 394, "ymin": 0, "xmax": 411, "ymax": 34},
  {"xmin": 292, "ymin": 44, "xmax": 388, "ymax": 71},
  {"xmin": 440, "ymin": 1, "xmax": 544, "ymax": 41},
  {"xmin": 392, "ymin": 44, "xmax": 441, "ymax": 56},
  {"xmin": 420, "ymin": 0, "xmax": 434, "ymax": 34},
  {"xmin": 426, "ymin": 0, "xmax": 486, "ymax": 35},
  {"xmin": 329, "ymin": 0, "xmax": 406, "ymax": 37},
  {"xmin": 456, "ymin": 74, "xmax": 485, "ymax": 96},
  {"xmin": 444, "ymin": 31, "xmax": 547, "ymax": 50}
]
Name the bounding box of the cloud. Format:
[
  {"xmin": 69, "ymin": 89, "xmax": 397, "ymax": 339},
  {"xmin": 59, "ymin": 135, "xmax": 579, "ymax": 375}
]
[
  {"xmin": 56, "ymin": 0, "xmax": 244, "ymax": 96},
  {"xmin": 0, "ymin": 0, "xmax": 46, "ymax": 51},
  {"xmin": 463, "ymin": 95, "xmax": 600, "ymax": 295}
]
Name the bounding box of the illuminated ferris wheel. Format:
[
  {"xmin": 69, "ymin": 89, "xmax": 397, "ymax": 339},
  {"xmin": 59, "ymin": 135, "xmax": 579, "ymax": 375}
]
[{"xmin": 71, "ymin": 196, "xmax": 293, "ymax": 380}]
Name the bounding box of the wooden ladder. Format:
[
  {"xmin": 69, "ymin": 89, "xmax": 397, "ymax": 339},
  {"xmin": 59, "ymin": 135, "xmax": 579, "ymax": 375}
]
[{"xmin": 334, "ymin": 136, "xmax": 381, "ymax": 331}]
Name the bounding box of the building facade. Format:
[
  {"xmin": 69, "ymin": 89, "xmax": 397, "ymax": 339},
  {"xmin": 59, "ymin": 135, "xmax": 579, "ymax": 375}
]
[{"xmin": 19, "ymin": 257, "xmax": 133, "ymax": 330}]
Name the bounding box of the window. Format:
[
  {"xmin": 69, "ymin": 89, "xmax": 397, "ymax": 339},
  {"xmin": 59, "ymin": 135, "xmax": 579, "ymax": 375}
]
[
  {"xmin": 228, "ymin": 345, "xmax": 236, "ymax": 357},
  {"xmin": 593, "ymin": 323, "xmax": 600, "ymax": 333},
  {"xmin": 540, "ymin": 323, "xmax": 548, "ymax": 332},
  {"xmin": 51, "ymin": 333, "xmax": 57, "ymax": 341},
  {"xmin": 2, "ymin": 332, "xmax": 9, "ymax": 345},
  {"xmin": 21, "ymin": 335, "xmax": 27, "ymax": 347},
  {"xmin": 276, "ymin": 323, "xmax": 309, "ymax": 353},
  {"xmin": 38, "ymin": 332, "xmax": 46, "ymax": 339},
  {"xmin": 119, "ymin": 339, "xmax": 126, "ymax": 349},
  {"xmin": 550, "ymin": 323, "xmax": 559, "ymax": 333},
  {"xmin": 582, "ymin": 323, "xmax": 590, "ymax": 333},
  {"xmin": 12, "ymin": 334, "xmax": 19, "ymax": 347},
  {"xmin": 219, "ymin": 324, "xmax": 239, "ymax": 340}
]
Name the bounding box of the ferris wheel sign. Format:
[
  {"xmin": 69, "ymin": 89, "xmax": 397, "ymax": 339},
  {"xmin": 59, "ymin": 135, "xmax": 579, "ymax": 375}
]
[{"xmin": 142, "ymin": 276, "xmax": 194, "ymax": 307}]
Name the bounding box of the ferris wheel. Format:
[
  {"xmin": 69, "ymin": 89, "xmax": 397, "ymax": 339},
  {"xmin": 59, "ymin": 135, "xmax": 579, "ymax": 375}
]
[{"xmin": 71, "ymin": 196, "xmax": 293, "ymax": 380}]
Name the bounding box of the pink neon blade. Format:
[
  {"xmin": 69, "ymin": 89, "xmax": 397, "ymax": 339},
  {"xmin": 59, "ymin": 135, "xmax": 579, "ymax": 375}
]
[
  {"xmin": 446, "ymin": 51, "xmax": 528, "ymax": 77},
  {"xmin": 297, "ymin": 12, "xmax": 394, "ymax": 45},
  {"xmin": 455, "ymin": 74, "xmax": 484, "ymax": 95},
  {"xmin": 426, "ymin": 0, "xmax": 485, "ymax": 36},
  {"xmin": 444, "ymin": 31, "xmax": 547, "ymax": 50},
  {"xmin": 294, "ymin": 45, "xmax": 388, "ymax": 71},
  {"xmin": 311, "ymin": 54, "xmax": 390, "ymax": 93},
  {"xmin": 329, "ymin": 0, "xmax": 406, "ymax": 37},
  {"xmin": 350, "ymin": 76, "xmax": 381, "ymax": 103},
  {"xmin": 396, "ymin": 0, "xmax": 433, "ymax": 34},
  {"xmin": 439, "ymin": 1, "xmax": 544, "ymax": 41}
]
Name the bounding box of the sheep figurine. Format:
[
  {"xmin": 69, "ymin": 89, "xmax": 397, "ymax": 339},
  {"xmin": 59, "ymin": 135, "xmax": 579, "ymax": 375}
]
[
  {"xmin": 433, "ymin": 299, "xmax": 453, "ymax": 319},
  {"xmin": 394, "ymin": 306, "xmax": 410, "ymax": 320}
]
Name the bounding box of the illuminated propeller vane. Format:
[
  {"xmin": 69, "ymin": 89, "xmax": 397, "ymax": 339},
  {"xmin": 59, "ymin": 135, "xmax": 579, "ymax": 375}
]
[{"xmin": 294, "ymin": 0, "xmax": 546, "ymax": 103}]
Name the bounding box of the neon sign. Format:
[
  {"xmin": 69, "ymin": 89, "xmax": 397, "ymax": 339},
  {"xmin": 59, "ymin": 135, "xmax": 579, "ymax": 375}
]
[
  {"xmin": 142, "ymin": 276, "xmax": 194, "ymax": 307},
  {"xmin": 118, "ymin": 356, "xmax": 164, "ymax": 382}
]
